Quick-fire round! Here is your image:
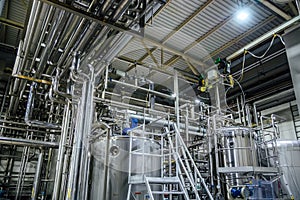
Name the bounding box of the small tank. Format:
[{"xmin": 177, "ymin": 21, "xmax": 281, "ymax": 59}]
[
  {"xmin": 89, "ymin": 136, "xmax": 161, "ymax": 200},
  {"xmin": 219, "ymin": 127, "xmax": 258, "ymax": 187}
]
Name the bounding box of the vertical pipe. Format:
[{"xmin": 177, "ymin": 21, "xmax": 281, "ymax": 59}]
[
  {"xmin": 174, "ymin": 71, "xmax": 179, "ymax": 178},
  {"xmin": 79, "ymin": 66, "xmax": 94, "ymax": 200},
  {"xmin": 52, "ymin": 101, "xmax": 70, "ymax": 200},
  {"xmin": 240, "ymin": 95, "xmax": 246, "ymax": 126},
  {"xmin": 236, "ymin": 97, "xmax": 242, "ymax": 124},
  {"xmin": 20, "ymin": 0, "xmax": 43, "ymax": 73},
  {"xmin": 253, "ymin": 103, "xmax": 259, "ymax": 127},
  {"xmin": 213, "ymin": 115, "xmax": 221, "ymax": 196},
  {"xmin": 245, "ymin": 104, "xmax": 252, "ymax": 127},
  {"xmin": 15, "ymin": 138, "xmax": 30, "ymax": 200},
  {"xmin": 102, "ymin": 126, "xmax": 111, "ymax": 200},
  {"xmin": 207, "ymin": 118, "xmax": 214, "ymax": 191},
  {"xmin": 185, "ymin": 106, "xmax": 189, "ymax": 145},
  {"xmin": 31, "ymin": 151, "xmax": 44, "ymax": 200},
  {"xmin": 215, "ymin": 84, "xmax": 221, "ymax": 113},
  {"xmin": 102, "ymin": 65, "xmax": 109, "ymax": 99}
]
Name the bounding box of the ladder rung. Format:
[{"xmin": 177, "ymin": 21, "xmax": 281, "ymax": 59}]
[
  {"xmin": 151, "ymin": 191, "xmax": 184, "ymax": 195},
  {"xmin": 146, "ymin": 177, "xmax": 180, "ymax": 184}
]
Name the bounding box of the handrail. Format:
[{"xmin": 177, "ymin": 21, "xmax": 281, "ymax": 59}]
[{"xmin": 173, "ymin": 123, "xmax": 214, "ymax": 200}]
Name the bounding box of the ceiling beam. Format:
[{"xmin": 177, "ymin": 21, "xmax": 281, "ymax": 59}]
[
  {"xmin": 160, "ymin": 2, "xmax": 258, "ymax": 70},
  {"xmin": 130, "ymin": 0, "xmax": 214, "ymax": 74},
  {"xmin": 288, "ymin": 1, "xmax": 298, "ymax": 16},
  {"xmin": 161, "ymin": 0, "xmax": 214, "ymax": 45},
  {"xmin": 258, "ymin": 0, "xmax": 292, "ymax": 20},
  {"xmin": 185, "ymin": 60, "xmax": 200, "ymax": 76},
  {"xmin": 227, "ymin": 15, "xmax": 300, "ymax": 61},
  {"xmin": 161, "ymin": 8, "xmax": 237, "ymax": 70},
  {"xmin": 142, "ymin": 40, "xmax": 159, "ymax": 67},
  {"xmin": 203, "ymin": 15, "xmax": 277, "ymax": 62},
  {"xmin": 0, "ymin": 17, "xmax": 24, "ymax": 29},
  {"xmin": 40, "ymin": 0, "xmax": 208, "ymax": 68},
  {"xmin": 116, "ymin": 56, "xmax": 198, "ymax": 83}
]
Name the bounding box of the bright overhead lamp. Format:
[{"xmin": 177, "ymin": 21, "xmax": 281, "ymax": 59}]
[{"xmin": 236, "ymin": 8, "xmax": 250, "ymax": 21}]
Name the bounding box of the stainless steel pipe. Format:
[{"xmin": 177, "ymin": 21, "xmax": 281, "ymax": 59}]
[
  {"xmin": 31, "ymin": 152, "xmax": 44, "ymax": 200},
  {"xmin": 0, "ymin": 136, "xmax": 59, "ymax": 148}
]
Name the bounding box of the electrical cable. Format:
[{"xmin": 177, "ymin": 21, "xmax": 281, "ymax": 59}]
[
  {"xmin": 232, "ymin": 77, "xmax": 246, "ymax": 111},
  {"xmin": 224, "ymin": 87, "xmax": 238, "ymax": 114},
  {"xmin": 247, "ymin": 34, "xmax": 276, "ymax": 59},
  {"xmin": 237, "ymin": 34, "xmax": 285, "ymax": 82},
  {"xmin": 237, "ymin": 51, "xmax": 246, "ymax": 81},
  {"xmin": 277, "ymin": 34, "xmax": 286, "ymax": 46}
]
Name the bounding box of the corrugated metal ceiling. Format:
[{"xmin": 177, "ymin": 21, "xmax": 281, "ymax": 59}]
[
  {"xmin": 0, "ymin": 0, "xmax": 297, "ymax": 79},
  {"xmin": 115, "ymin": 0, "xmax": 294, "ymax": 77},
  {"xmin": 0, "ymin": 0, "xmax": 29, "ymax": 46}
]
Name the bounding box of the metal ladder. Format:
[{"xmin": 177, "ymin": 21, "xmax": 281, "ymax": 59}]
[
  {"xmin": 126, "ymin": 123, "xmax": 213, "ymax": 200},
  {"xmin": 126, "ymin": 128, "xmax": 190, "ymax": 200},
  {"xmin": 290, "ymin": 103, "xmax": 300, "ymax": 140},
  {"xmin": 167, "ymin": 124, "xmax": 213, "ymax": 200},
  {"xmin": 145, "ymin": 176, "xmax": 189, "ymax": 200}
]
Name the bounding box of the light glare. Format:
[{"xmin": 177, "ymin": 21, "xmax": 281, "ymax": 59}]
[{"xmin": 237, "ymin": 9, "xmax": 249, "ymax": 21}]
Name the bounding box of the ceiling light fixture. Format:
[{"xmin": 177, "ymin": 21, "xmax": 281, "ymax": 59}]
[{"xmin": 236, "ymin": 9, "xmax": 250, "ymax": 21}]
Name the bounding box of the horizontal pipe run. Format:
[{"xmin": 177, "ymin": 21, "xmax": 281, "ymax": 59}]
[
  {"xmin": 13, "ymin": 74, "xmax": 52, "ymax": 85},
  {"xmin": 227, "ymin": 15, "xmax": 300, "ymax": 61},
  {"xmin": 253, "ymin": 88, "xmax": 294, "ymax": 106},
  {"xmin": 0, "ymin": 136, "xmax": 59, "ymax": 148},
  {"xmin": 111, "ymin": 79, "xmax": 175, "ymax": 99},
  {"xmin": 39, "ymin": 0, "xmax": 208, "ymax": 69}
]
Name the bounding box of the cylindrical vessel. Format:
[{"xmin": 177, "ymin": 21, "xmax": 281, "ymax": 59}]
[
  {"xmin": 220, "ymin": 127, "xmax": 258, "ymax": 186},
  {"xmin": 89, "ymin": 136, "xmax": 161, "ymax": 200},
  {"xmin": 273, "ymin": 140, "xmax": 300, "ymax": 200},
  {"xmin": 222, "ymin": 127, "xmax": 258, "ymax": 168}
]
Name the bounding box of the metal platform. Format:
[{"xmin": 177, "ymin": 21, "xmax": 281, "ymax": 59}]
[{"xmin": 218, "ymin": 166, "xmax": 279, "ymax": 174}]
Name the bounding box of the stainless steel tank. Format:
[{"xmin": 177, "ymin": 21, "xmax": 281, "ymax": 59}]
[
  {"xmin": 221, "ymin": 127, "xmax": 258, "ymax": 168},
  {"xmin": 89, "ymin": 136, "xmax": 161, "ymax": 200},
  {"xmin": 220, "ymin": 127, "xmax": 258, "ymax": 186},
  {"xmin": 274, "ymin": 140, "xmax": 300, "ymax": 200}
]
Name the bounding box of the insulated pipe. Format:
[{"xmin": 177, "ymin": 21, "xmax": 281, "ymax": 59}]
[
  {"xmin": 35, "ymin": 9, "xmax": 69, "ymax": 77},
  {"xmin": 21, "ymin": 0, "xmax": 44, "ymax": 72},
  {"xmin": 128, "ymin": 114, "xmax": 205, "ymax": 132},
  {"xmin": 31, "ymin": 152, "xmax": 44, "ymax": 200},
  {"xmin": 28, "ymin": 5, "xmax": 55, "ymax": 73},
  {"xmin": 52, "ymin": 101, "xmax": 71, "ymax": 200},
  {"xmin": 8, "ymin": 1, "xmax": 49, "ymax": 115},
  {"xmin": 66, "ymin": 62, "xmax": 94, "ymax": 200},
  {"xmin": 39, "ymin": 0, "xmax": 208, "ymax": 68},
  {"xmin": 99, "ymin": 122, "xmax": 111, "ymax": 200},
  {"xmin": 78, "ymin": 65, "xmax": 94, "ymax": 200},
  {"xmin": 111, "ymin": 0, "xmax": 131, "ymax": 21},
  {"xmin": 56, "ymin": 0, "xmax": 98, "ymax": 71},
  {"xmin": 0, "ymin": 136, "xmax": 59, "ymax": 148},
  {"xmin": 101, "ymin": 0, "xmax": 114, "ymax": 14},
  {"xmin": 28, "ymin": 3, "xmax": 51, "ymax": 55},
  {"xmin": 25, "ymin": 83, "xmax": 61, "ymax": 129},
  {"xmin": 111, "ymin": 79, "xmax": 175, "ymax": 99}
]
